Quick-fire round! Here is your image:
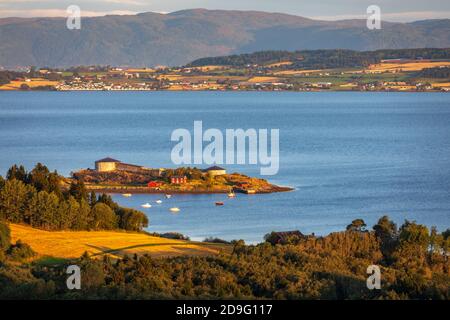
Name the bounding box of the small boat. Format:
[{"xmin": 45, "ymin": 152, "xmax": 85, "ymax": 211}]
[
  {"xmin": 155, "ymin": 200, "xmax": 163, "ymax": 204},
  {"xmin": 170, "ymin": 207, "xmax": 180, "ymax": 213},
  {"xmin": 215, "ymin": 202, "xmax": 224, "ymax": 206},
  {"xmin": 122, "ymin": 193, "xmax": 132, "ymax": 197},
  {"xmin": 165, "ymin": 194, "xmax": 172, "ymax": 199},
  {"xmin": 227, "ymin": 192, "xmax": 235, "ymax": 198},
  {"xmin": 141, "ymin": 203, "xmax": 152, "ymax": 208}
]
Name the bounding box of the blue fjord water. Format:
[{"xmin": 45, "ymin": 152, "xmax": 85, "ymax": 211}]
[{"xmin": 0, "ymin": 91, "xmax": 449, "ymax": 243}]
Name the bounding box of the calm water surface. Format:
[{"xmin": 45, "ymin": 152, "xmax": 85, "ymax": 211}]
[{"xmin": 0, "ymin": 91, "xmax": 449, "ymax": 243}]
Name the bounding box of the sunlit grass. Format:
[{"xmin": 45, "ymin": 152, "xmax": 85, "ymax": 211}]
[{"xmin": 10, "ymin": 224, "xmax": 230, "ymax": 261}]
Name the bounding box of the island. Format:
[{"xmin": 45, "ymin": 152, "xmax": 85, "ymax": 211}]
[{"xmin": 71, "ymin": 157, "xmax": 293, "ymax": 194}]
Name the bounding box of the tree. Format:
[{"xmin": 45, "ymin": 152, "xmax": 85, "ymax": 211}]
[
  {"xmin": 442, "ymin": 229, "xmax": 450, "ymax": 240},
  {"xmin": 346, "ymin": 219, "xmax": 367, "ymax": 232},
  {"xmin": 117, "ymin": 208, "xmax": 149, "ymax": 231},
  {"xmin": 0, "ymin": 221, "xmax": 11, "ymax": 252},
  {"xmin": 71, "ymin": 199, "xmax": 91, "ymax": 230},
  {"xmin": 0, "ymin": 175, "xmax": 5, "ymax": 190},
  {"xmin": 90, "ymin": 203, "xmax": 117, "ymax": 230},
  {"xmin": 399, "ymin": 220, "xmax": 430, "ymax": 249},
  {"xmin": 29, "ymin": 163, "xmax": 50, "ymax": 185},
  {"xmin": 63, "ymin": 196, "xmax": 81, "ymax": 230},
  {"xmin": 96, "ymin": 194, "xmax": 119, "ymax": 212},
  {"xmin": 69, "ymin": 179, "xmax": 88, "ymax": 202},
  {"xmin": 0, "ymin": 179, "xmax": 35, "ymax": 223},
  {"xmin": 6, "ymin": 165, "xmax": 27, "ymax": 182},
  {"xmin": 373, "ymin": 216, "xmax": 397, "ymax": 240},
  {"xmin": 264, "ymin": 232, "xmax": 280, "ymax": 245},
  {"xmin": 28, "ymin": 163, "xmax": 62, "ymax": 197},
  {"xmin": 373, "ymin": 216, "xmax": 398, "ymax": 262},
  {"xmin": 89, "ymin": 191, "xmax": 97, "ymax": 207},
  {"xmin": 30, "ymin": 191, "xmax": 60, "ymax": 230}
]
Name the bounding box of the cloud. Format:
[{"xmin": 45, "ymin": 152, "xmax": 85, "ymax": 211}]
[
  {"xmin": 312, "ymin": 10, "xmax": 450, "ymax": 22},
  {"xmin": 0, "ymin": 8, "xmax": 138, "ymax": 18},
  {"xmin": 101, "ymin": 0, "xmax": 148, "ymax": 5},
  {"xmin": 0, "ymin": 0, "xmax": 146, "ymax": 3}
]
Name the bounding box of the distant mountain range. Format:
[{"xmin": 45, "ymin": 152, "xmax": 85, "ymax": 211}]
[{"xmin": 0, "ymin": 9, "xmax": 449, "ymax": 68}]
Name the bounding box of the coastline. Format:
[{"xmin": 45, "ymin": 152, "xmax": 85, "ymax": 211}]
[
  {"xmin": 86, "ymin": 185, "xmax": 294, "ymax": 195},
  {"xmin": 1, "ymin": 88, "xmax": 447, "ymax": 93}
]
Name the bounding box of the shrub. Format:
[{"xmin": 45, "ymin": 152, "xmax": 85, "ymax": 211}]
[
  {"xmin": 160, "ymin": 232, "xmax": 190, "ymax": 241},
  {"xmin": 7, "ymin": 240, "xmax": 36, "ymax": 261},
  {"xmin": 203, "ymin": 237, "xmax": 230, "ymax": 244}
]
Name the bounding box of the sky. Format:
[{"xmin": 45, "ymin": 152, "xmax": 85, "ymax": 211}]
[{"xmin": 0, "ymin": 0, "xmax": 449, "ymax": 22}]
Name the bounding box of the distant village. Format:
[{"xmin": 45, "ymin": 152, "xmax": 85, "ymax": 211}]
[{"xmin": 1, "ymin": 58, "xmax": 450, "ymax": 92}]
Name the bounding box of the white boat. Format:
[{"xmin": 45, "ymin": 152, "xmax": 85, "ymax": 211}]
[
  {"xmin": 122, "ymin": 193, "xmax": 132, "ymax": 197},
  {"xmin": 141, "ymin": 203, "xmax": 152, "ymax": 208},
  {"xmin": 169, "ymin": 207, "xmax": 180, "ymax": 213},
  {"xmin": 155, "ymin": 200, "xmax": 163, "ymax": 204},
  {"xmin": 165, "ymin": 194, "xmax": 172, "ymax": 199},
  {"xmin": 227, "ymin": 192, "xmax": 236, "ymax": 198}
]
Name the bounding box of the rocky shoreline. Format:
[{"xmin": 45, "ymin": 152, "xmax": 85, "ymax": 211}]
[{"xmin": 84, "ymin": 184, "xmax": 294, "ymax": 195}]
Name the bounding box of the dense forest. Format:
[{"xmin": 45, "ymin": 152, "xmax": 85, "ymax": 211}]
[
  {"xmin": 0, "ymin": 217, "xmax": 448, "ymax": 299},
  {"xmin": 0, "ymin": 215, "xmax": 449, "ymax": 298},
  {"xmin": 417, "ymin": 67, "xmax": 450, "ymax": 78},
  {"xmin": 0, "ymin": 164, "xmax": 148, "ymax": 232},
  {"xmin": 0, "ymin": 71, "xmax": 25, "ymax": 86},
  {"xmin": 188, "ymin": 48, "xmax": 450, "ymax": 69}
]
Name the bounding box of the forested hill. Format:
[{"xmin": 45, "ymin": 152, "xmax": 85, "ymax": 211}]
[
  {"xmin": 188, "ymin": 48, "xmax": 450, "ymax": 69},
  {"xmin": 0, "ymin": 9, "xmax": 449, "ymax": 67}
]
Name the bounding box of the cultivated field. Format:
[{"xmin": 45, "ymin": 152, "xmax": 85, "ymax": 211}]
[
  {"xmin": 189, "ymin": 65, "xmax": 229, "ymax": 72},
  {"xmin": 10, "ymin": 224, "xmax": 230, "ymax": 262},
  {"xmin": 367, "ymin": 61, "xmax": 450, "ymax": 73},
  {"xmin": 0, "ymin": 78, "xmax": 59, "ymax": 90},
  {"xmin": 432, "ymin": 82, "xmax": 450, "ymax": 88},
  {"xmin": 247, "ymin": 76, "xmax": 282, "ymax": 83},
  {"xmin": 265, "ymin": 61, "xmax": 293, "ymax": 68},
  {"xmin": 273, "ymin": 69, "xmax": 325, "ymax": 75}
]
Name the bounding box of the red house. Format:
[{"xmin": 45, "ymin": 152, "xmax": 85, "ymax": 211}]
[
  {"xmin": 171, "ymin": 176, "xmax": 187, "ymax": 184},
  {"xmin": 147, "ymin": 181, "xmax": 163, "ymax": 188}
]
